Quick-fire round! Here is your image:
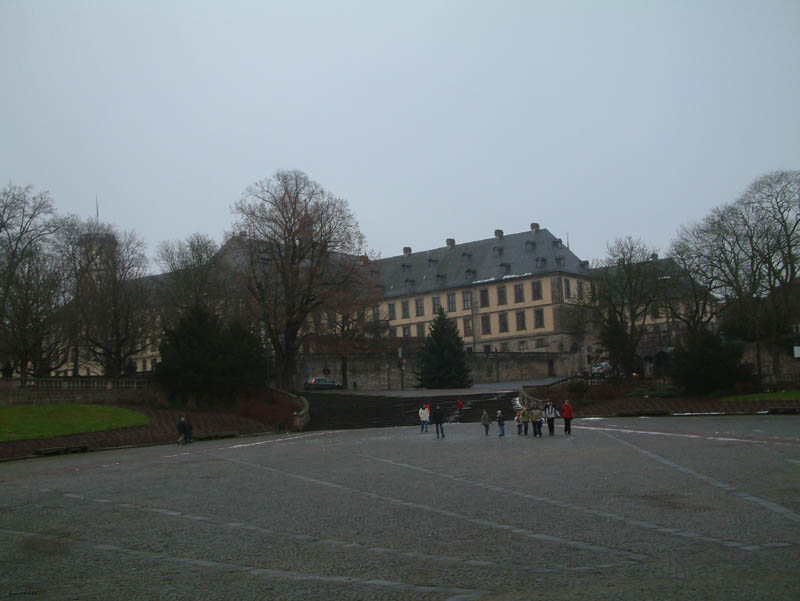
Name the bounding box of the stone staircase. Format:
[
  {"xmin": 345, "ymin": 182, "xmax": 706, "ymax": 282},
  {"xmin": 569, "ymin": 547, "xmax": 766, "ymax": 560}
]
[{"xmin": 304, "ymin": 390, "xmax": 519, "ymax": 431}]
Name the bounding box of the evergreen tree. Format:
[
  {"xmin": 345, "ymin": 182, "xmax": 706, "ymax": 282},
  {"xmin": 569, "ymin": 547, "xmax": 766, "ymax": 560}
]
[
  {"xmin": 155, "ymin": 305, "xmax": 266, "ymax": 406},
  {"xmin": 670, "ymin": 329, "xmax": 754, "ymax": 395},
  {"xmin": 415, "ymin": 307, "xmax": 472, "ymax": 388}
]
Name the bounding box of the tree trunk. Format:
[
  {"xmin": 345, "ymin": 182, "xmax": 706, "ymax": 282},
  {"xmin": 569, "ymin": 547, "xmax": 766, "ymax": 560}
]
[{"xmin": 340, "ymin": 355, "xmax": 349, "ymax": 389}]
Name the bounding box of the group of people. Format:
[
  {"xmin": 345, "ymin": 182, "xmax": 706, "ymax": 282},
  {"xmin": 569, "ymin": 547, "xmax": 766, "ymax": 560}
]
[
  {"xmin": 418, "ymin": 404, "xmax": 446, "ymax": 438},
  {"xmin": 419, "ymin": 398, "xmax": 574, "ymax": 439}
]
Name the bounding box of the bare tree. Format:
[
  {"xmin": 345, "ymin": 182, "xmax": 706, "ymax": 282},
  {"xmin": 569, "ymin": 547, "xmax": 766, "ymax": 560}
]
[
  {"xmin": 580, "ymin": 237, "xmax": 666, "ymax": 375},
  {"xmin": 0, "ymin": 183, "xmax": 60, "ymax": 324},
  {"xmin": 0, "ymin": 242, "xmax": 71, "ymax": 377},
  {"xmin": 307, "ymin": 259, "xmax": 386, "ymax": 388},
  {"xmin": 55, "ymin": 218, "xmax": 154, "ymax": 376},
  {"xmin": 156, "ymin": 234, "xmax": 220, "ymax": 318},
  {"xmin": 233, "ymin": 170, "xmax": 368, "ymax": 390}
]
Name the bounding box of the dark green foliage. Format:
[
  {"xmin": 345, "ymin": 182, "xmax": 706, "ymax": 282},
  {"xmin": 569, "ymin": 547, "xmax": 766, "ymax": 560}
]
[
  {"xmin": 567, "ymin": 379, "xmax": 589, "ymax": 399},
  {"xmin": 155, "ymin": 306, "xmax": 266, "ymax": 406},
  {"xmin": 415, "ymin": 307, "xmax": 472, "ymax": 389},
  {"xmin": 670, "ymin": 329, "xmax": 754, "ymax": 395}
]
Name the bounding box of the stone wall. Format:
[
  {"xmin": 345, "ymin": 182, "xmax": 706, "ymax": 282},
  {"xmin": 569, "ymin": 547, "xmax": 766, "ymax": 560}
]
[{"xmin": 299, "ymin": 351, "xmax": 582, "ymax": 390}]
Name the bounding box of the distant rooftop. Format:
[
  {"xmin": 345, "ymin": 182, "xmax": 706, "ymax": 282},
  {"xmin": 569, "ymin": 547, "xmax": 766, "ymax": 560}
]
[{"xmin": 375, "ymin": 223, "xmax": 590, "ymax": 298}]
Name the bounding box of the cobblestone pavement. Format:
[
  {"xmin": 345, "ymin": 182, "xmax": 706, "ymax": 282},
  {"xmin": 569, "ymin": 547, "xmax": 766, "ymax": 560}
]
[{"xmin": 1, "ymin": 415, "xmax": 799, "ymax": 600}]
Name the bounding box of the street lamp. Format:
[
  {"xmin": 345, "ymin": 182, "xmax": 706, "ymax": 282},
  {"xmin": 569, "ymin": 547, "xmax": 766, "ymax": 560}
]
[{"xmin": 259, "ymin": 253, "xmax": 273, "ymax": 400}]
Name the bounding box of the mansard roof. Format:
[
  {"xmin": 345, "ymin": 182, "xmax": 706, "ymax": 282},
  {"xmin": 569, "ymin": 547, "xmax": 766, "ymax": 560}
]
[{"xmin": 376, "ymin": 226, "xmax": 590, "ymax": 299}]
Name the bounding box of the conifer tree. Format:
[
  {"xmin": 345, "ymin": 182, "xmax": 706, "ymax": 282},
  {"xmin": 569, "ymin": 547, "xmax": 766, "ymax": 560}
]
[{"xmin": 415, "ymin": 307, "xmax": 472, "ymax": 388}]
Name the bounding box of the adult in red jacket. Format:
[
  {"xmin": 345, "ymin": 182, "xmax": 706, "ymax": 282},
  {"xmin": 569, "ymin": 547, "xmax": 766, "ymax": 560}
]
[{"xmin": 561, "ymin": 400, "xmax": 574, "ymax": 435}]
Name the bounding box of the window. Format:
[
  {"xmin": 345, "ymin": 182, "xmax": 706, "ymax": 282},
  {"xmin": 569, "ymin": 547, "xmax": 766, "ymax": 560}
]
[
  {"xmin": 513, "ymin": 283, "xmax": 524, "ymax": 303},
  {"xmin": 402, "ymin": 326, "xmax": 411, "ymax": 337},
  {"xmin": 515, "ymin": 311, "xmax": 526, "ymax": 331},
  {"xmin": 447, "ymin": 293, "xmax": 456, "ymax": 313},
  {"xmin": 497, "ymin": 285, "xmax": 507, "ymax": 305},
  {"xmin": 415, "ymin": 298, "xmax": 424, "ymax": 317},
  {"xmin": 401, "ymin": 300, "xmax": 410, "ymax": 319},
  {"xmin": 416, "ymin": 323, "xmax": 426, "ymax": 337},
  {"xmin": 483, "ymin": 344, "xmax": 492, "ymax": 353},
  {"xmin": 432, "ymin": 296, "xmax": 441, "ymax": 313},
  {"xmin": 651, "ymin": 305, "xmax": 661, "ymax": 319},
  {"xmin": 577, "ymin": 281, "xmax": 584, "ymax": 299},
  {"xmin": 531, "ymin": 280, "xmax": 542, "ymax": 301},
  {"xmin": 388, "ymin": 303, "xmax": 396, "ymax": 320},
  {"xmin": 564, "ymin": 279, "xmax": 571, "ymax": 298},
  {"xmin": 372, "ymin": 306, "xmax": 380, "ymax": 321},
  {"xmin": 498, "ymin": 312, "xmax": 509, "ymax": 332},
  {"xmin": 463, "ymin": 317, "xmax": 473, "ymax": 337},
  {"xmin": 479, "ymin": 288, "xmax": 490, "ymax": 308},
  {"xmin": 481, "ymin": 314, "xmax": 491, "ymax": 334},
  {"xmin": 462, "ymin": 291, "xmax": 472, "ymax": 310},
  {"xmin": 534, "ymin": 308, "xmax": 544, "ymax": 329}
]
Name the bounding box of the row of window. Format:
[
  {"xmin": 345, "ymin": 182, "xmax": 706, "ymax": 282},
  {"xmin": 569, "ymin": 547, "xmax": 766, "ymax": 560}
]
[
  {"xmin": 385, "ymin": 281, "xmax": 550, "ymax": 320},
  {"xmin": 397, "ymin": 308, "xmax": 546, "ymax": 338}
]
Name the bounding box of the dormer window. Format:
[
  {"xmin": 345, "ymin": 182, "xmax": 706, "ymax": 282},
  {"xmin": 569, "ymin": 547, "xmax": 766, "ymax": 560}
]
[
  {"xmin": 525, "ymin": 240, "xmax": 537, "ymax": 251},
  {"xmin": 499, "ymin": 262, "xmax": 510, "ymax": 274},
  {"xmin": 536, "ymin": 257, "xmax": 547, "ymax": 268},
  {"xmin": 404, "ymin": 278, "xmax": 415, "ymax": 287},
  {"xmin": 552, "ymin": 239, "xmax": 563, "ymax": 249},
  {"xmin": 461, "ymin": 252, "xmax": 472, "ymax": 261},
  {"xmin": 427, "ymin": 257, "xmax": 438, "ymax": 267},
  {"xmin": 493, "ymin": 246, "xmax": 504, "ymax": 258},
  {"xmin": 465, "ymin": 268, "xmax": 476, "ymax": 279},
  {"xmin": 401, "ymin": 263, "xmax": 411, "ymax": 272},
  {"xmin": 556, "ymin": 256, "xmax": 565, "ymax": 267}
]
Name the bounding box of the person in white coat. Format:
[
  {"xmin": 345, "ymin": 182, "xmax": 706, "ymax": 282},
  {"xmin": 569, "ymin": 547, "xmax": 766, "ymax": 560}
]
[
  {"xmin": 543, "ymin": 400, "xmax": 559, "ymax": 436},
  {"xmin": 418, "ymin": 406, "xmax": 429, "ymax": 433}
]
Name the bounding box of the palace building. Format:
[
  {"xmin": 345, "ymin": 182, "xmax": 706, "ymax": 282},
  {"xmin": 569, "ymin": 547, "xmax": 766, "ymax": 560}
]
[{"xmin": 374, "ymin": 223, "xmax": 592, "ymax": 355}]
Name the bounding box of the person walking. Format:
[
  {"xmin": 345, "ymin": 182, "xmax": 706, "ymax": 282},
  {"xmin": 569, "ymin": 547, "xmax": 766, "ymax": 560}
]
[
  {"xmin": 515, "ymin": 409, "xmax": 523, "ymax": 435},
  {"xmin": 561, "ymin": 399, "xmax": 574, "ymax": 435},
  {"xmin": 543, "ymin": 400, "xmax": 559, "ymax": 436},
  {"xmin": 418, "ymin": 406, "xmax": 429, "ymax": 433},
  {"xmin": 530, "ymin": 403, "xmax": 543, "ymax": 437},
  {"xmin": 456, "ymin": 399, "xmax": 464, "ymax": 421},
  {"xmin": 177, "ymin": 416, "xmax": 189, "ymax": 445},
  {"xmin": 432, "ymin": 405, "xmax": 445, "ymax": 438},
  {"xmin": 480, "ymin": 409, "xmax": 490, "ymax": 436},
  {"xmin": 521, "ymin": 406, "xmax": 530, "ymax": 435},
  {"xmin": 496, "ymin": 410, "xmax": 505, "ymax": 437}
]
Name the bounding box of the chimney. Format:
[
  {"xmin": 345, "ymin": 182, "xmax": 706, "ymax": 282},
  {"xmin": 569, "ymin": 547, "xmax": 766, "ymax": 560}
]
[
  {"xmin": 403, "ymin": 246, "xmax": 412, "ymax": 256},
  {"xmin": 530, "ymin": 223, "xmax": 540, "ymax": 233},
  {"xmin": 446, "ymin": 238, "xmax": 455, "ymax": 249},
  {"xmin": 494, "ymin": 229, "xmax": 504, "ymax": 239}
]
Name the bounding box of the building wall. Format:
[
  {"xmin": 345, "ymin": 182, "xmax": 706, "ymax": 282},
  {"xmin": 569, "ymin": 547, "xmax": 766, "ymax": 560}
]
[{"xmin": 379, "ymin": 273, "xmax": 591, "ymax": 357}]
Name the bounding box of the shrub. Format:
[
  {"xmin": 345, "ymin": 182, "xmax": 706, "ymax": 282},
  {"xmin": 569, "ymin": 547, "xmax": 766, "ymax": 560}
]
[{"xmin": 567, "ymin": 380, "xmax": 589, "ymax": 399}]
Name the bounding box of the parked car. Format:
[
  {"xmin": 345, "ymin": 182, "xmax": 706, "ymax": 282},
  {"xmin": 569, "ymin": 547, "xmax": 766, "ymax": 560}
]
[
  {"xmin": 303, "ymin": 377, "xmax": 343, "ymax": 390},
  {"xmin": 591, "ymin": 361, "xmax": 611, "ymax": 377}
]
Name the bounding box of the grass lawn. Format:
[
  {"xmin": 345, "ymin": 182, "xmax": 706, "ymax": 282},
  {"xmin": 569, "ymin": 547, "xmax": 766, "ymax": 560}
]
[
  {"xmin": 722, "ymin": 390, "xmax": 800, "ymax": 402},
  {"xmin": 0, "ymin": 404, "xmax": 150, "ymax": 442}
]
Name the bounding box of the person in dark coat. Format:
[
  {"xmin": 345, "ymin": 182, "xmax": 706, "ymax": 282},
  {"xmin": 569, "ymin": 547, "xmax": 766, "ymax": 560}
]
[
  {"xmin": 432, "ymin": 405, "xmax": 445, "ymax": 438},
  {"xmin": 496, "ymin": 410, "xmax": 505, "ymax": 437},
  {"xmin": 480, "ymin": 409, "xmax": 490, "ymax": 436},
  {"xmin": 177, "ymin": 417, "xmax": 188, "ymax": 445}
]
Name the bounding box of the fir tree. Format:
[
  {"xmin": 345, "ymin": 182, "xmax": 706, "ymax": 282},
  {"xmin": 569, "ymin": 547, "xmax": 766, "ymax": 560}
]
[{"xmin": 415, "ymin": 307, "xmax": 472, "ymax": 388}]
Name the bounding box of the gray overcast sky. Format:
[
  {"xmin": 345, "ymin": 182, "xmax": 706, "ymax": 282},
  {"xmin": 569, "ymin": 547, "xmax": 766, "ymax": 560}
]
[{"xmin": 2, "ymin": 1, "xmax": 798, "ymax": 269}]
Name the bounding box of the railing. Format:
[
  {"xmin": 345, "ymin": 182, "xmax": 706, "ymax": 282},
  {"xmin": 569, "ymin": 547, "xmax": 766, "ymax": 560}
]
[{"xmin": 9, "ymin": 377, "xmax": 154, "ymax": 390}]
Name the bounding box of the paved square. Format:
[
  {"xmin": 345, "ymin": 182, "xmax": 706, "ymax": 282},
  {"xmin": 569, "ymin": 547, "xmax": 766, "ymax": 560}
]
[{"xmin": 2, "ymin": 416, "xmax": 799, "ymax": 600}]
